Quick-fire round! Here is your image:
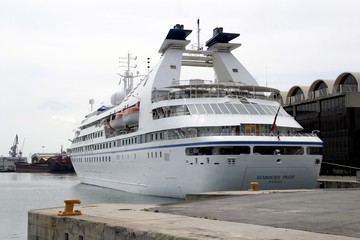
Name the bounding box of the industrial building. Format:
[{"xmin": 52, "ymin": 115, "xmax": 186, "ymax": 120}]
[{"xmin": 281, "ymin": 72, "xmax": 360, "ymax": 175}]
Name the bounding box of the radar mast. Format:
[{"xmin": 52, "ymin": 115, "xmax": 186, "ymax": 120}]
[{"xmin": 118, "ymin": 52, "xmax": 138, "ymax": 97}]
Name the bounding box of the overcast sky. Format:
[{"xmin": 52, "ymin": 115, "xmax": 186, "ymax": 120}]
[{"xmin": 1, "ymin": 0, "xmax": 359, "ymax": 159}]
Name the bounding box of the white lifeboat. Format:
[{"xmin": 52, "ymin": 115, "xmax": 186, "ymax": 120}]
[{"xmin": 110, "ymin": 102, "xmax": 140, "ymax": 129}]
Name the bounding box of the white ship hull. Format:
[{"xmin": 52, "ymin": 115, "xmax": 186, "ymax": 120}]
[
  {"xmin": 71, "ymin": 24, "xmax": 323, "ymax": 198},
  {"xmin": 72, "ymin": 135, "xmax": 321, "ymax": 198}
]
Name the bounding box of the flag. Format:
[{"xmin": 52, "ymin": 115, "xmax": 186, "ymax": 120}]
[{"xmin": 270, "ymin": 106, "xmax": 281, "ymax": 132}]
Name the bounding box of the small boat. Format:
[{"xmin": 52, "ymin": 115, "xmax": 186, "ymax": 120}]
[
  {"xmin": 14, "ymin": 161, "xmax": 50, "ymax": 173},
  {"xmin": 15, "ymin": 154, "xmax": 74, "ymax": 173},
  {"xmin": 109, "ymin": 101, "xmax": 140, "ymax": 129}
]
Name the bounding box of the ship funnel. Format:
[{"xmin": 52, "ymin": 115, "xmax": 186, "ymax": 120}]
[
  {"xmin": 164, "ymin": 24, "xmax": 192, "ymax": 41},
  {"xmin": 206, "ymin": 27, "xmax": 239, "ymax": 48},
  {"xmin": 213, "ymin": 27, "xmax": 223, "ymax": 36},
  {"xmin": 173, "ymin": 24, "xmax": 184, "ymax": 29}
]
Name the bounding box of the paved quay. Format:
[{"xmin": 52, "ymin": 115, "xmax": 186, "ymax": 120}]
[
  {"xmin": 154, "ymin": 189, "xmax": 360, "ymax": 239},
  {"xmin": 28, "ymin": 189, "xmax": 360, "ymax": 239}
]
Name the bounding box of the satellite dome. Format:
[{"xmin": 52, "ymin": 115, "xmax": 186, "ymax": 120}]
[{"xmin": 110, "ymin": 91, "xmax": 124, "ymax": 106}]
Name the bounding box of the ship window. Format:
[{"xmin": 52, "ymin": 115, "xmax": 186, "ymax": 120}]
[
  {"xmin": 243, "ymin": 103, "xmax": 258, "ymax": 115},
  {"xmin": 262, "ymin": 105, "xmax": 273, "ymax": 115},
  {"xmin": 151, "ymin": 152, "xmax": 153, "ymax": 158},
  {"xmin": 252, "ymin": 104, "xmax": 267, "ymax": 115},
  {"xmin": 195, "ymin": 104, "xmax": 206, "ymax": 114},
  {"xmin": 160, "ymin": 152, "xmax": 162, "ymax": 158},
  {"xmin": 218, "ymin": 146, "xmax": 250, "ymax": 155},
  {"xmin": 227, "ymin": 158, "xmax": 236, "ymax": 165},
  {"xmin": 225, "ymin": 103, "xmax": 239, "ymax": 114},
  {"xmin": 185, "ymin": 146, "xmax": 250, "ymax": 155},
  {"xmin": 232, "ymin": 68, "xmax": 238, "ymax": 72},
  {"xmin": 253, "ymin": 146, "xmax": 304, "ymax": 155},
  {"xmin": 170, "ymin": 65, "xmax": 176, "ymax": 69},
  {"xmin": 203, "ymin": 104, "xmax": 214, "ymax": 114},
  {"xmin": 210, "ymin": 104, "xmax": 222, "ymax": 114},
  {"xmin": 155, "ymin": 152, "xmax": 158, "ymax": 158},
  {"xmin": 265, "ymin": 106, "xmax": 276, "ymax": 115},
  {"xmin": 187, "ymin": 104, "xmax": 198, "ymax": 114},
  {"xmin": 307, "ymin": 147, "xmax": 322, "ymax": 155},
  {"xmin": 218, "ymin": 103, "xmax": 230, "ymax": 114}
]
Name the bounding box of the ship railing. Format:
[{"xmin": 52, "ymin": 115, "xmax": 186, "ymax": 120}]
[
  {"xmin": 165, "ymin": 130, "xmax": 318, "ymax": 140},
  {"xmin": 151, "ymin": 85, "xmax": 281, "ymax": 103},
  {"xmin": 152, "ymin": 92, "xmax": 280, "ymax": 103}
]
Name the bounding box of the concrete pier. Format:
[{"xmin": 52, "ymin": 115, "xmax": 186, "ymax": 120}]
[
  {"xmin": 28, "ymin": 189, "xmax": 360, "ymax": 240},
  {"xmin": 318, "ymin": 175, "xmax": 360, "ymax": 188}
]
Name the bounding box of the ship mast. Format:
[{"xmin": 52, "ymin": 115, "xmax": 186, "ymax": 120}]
[
  {"xmin": 197, "ymin": 19, "xmax": 202, "ymax": 50},
  {"xmin": 118, "ymin": 52, "xmax": 138, "ymax": 97}
]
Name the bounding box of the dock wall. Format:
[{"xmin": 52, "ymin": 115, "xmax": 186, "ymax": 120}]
[
  {"xmin": 28, "ymin": 202, "xmax": 358, "ymax": 240},
  {"xmin": 28, "ymin": 206, "xmax": 165, "ymax": 240}
]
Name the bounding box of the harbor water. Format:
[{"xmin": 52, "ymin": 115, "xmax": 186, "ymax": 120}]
[{"xmin": 0, "ymin": 172, "xmax": 182, "ymax": 240}]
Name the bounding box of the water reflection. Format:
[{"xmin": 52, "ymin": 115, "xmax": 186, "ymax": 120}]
[{"xmin": 0, "ymin": 172, "xmax": 182, "ymax": 240}]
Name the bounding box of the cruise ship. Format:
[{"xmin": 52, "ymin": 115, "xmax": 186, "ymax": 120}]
[{"xmin": 70, "ymin": 24, "xmax": 323, "ymax": 198}]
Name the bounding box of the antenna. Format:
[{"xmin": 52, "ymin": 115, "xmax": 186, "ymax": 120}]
[
  {"xmin": 266, "ymin": 66, "xmax": 268, "ymax": 87},
  {"xmin": 118, "ymin": 52, "xmax": 138, "ymax": 96},
  {"xmin": 197, "ymin": 19, "xmax": 201, "ymax": 50}
]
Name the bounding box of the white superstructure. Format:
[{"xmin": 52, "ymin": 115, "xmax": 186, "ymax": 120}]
[{"xmin": 70, "ymin": 24, "xmax": 323, "ymax": 198}]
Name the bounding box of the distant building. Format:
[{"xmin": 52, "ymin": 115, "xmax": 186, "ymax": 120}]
[
  {"xmin": 281, "ymin": 72, "xmax": 360, "ymax": 175},
  {"xmin": 31, "ymin": 153, "xmax": 61, "ymax": 163}
]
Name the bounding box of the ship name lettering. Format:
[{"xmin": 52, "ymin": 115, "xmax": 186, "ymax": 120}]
[
  {"xmin": 282, "ymin": 175, "xmax": 295, "ymax": 180},
  {"xmin": 257, "ymin": 175, "xmax": 281, "ymax": 180}
]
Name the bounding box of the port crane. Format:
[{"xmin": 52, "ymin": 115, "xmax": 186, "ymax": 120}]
[{"xmin": 9, "ymin": 134, "xmax": 24, "ymax": 157}]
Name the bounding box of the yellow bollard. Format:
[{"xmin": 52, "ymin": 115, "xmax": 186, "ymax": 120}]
[
  {"xmin": 58, "ymin": 199, "xmax": 82, "ymax": 216},
  {"xmin": 249, "ymin": 182, "xmax": 259, "ymax": 191}
]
